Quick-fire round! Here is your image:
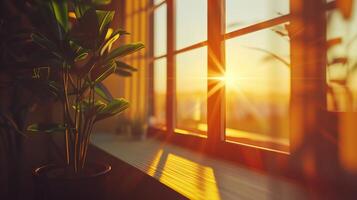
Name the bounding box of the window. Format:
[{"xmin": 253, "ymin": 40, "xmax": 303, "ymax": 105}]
[
  {"xmin": 175, "ymin": 47, "xmax": 207, "ymax": 136},
  {"xmin": 225, "ymin": 24, "xmax": 290, "ymax": 149},
  {"xmin": 225, "ymin": 23, "xmax": 290, "ymax": 150},
  {"xmin": 223, "ymin": 1, "xmax": 290, "ymax": 152},
  {"xmin": 149, "ymin": 0, "xmax": 291, "ymax": 152},
  {"xmin": 115, "ymin": 0, "xmax": 352, "ymax": 185},
  {"xmin": 152, "ymin": 58, "xmax": 167, "ymax": 129},
  {"xmin": 154, "ymin": 3, "xmax": 167, "ymax": 57},
  {"xmin": 150, "ymin": 1, "xmax": 168, "ymax": 129},
  {"xmin": 175, "ymin": 0, "xmax": 207, "ymax": 49},
  {"xmin": 225, "ymin": 0, "xmax": 289, "ymax": 32}
]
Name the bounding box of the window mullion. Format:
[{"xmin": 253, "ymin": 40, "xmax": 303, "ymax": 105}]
[
  {"xmin": 207, "ymin": 0, "xmax": 225, "ymax": 145},
  {"xmin": 166, "ymin": 0, "xmax": 176, "ymax": 134}
]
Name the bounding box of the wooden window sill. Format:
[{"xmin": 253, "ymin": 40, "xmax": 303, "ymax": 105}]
[{"xmin": 91, "ymin": 133, "xmax": 306, "ymax": 200}]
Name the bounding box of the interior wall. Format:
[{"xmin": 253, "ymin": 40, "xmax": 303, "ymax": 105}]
[{"xmin": 94, "ymin": 0, "xmax": 152, "ymax": 135}]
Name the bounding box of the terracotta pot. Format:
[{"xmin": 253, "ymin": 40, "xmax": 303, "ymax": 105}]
[{"xmin": 33, "ymin": 163, "xmax": 111, "ymax": 200}]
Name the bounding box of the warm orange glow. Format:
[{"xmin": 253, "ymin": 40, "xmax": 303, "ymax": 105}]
[
  {"xmin": 339, "ymin": 112, "xmax": 357, "ymax": 173},
  {"xmin": 68, "ymin": 12, "xmax": 76, "ymax": 19},
  {"xmin": 146, "ymin": 149, "xmax": 164, "ymax": 176},
  {"xmin": 149, "ymin": 153, "xmax": 220, "ymax": 200}
]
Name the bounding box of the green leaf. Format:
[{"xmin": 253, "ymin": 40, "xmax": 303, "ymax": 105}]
[
  {"xmin": 104, "ymin": 43, "xmax": 144, "ymax": 62},
  {"xmin": 116, "ymin": 61, "xmax": 137, "ymax": 71},
  {"xmin": 96, "ymin": 10, "xmax": 115, "ymax": 37},
  {"xmin": 74, "ymin": 52, "xmax": 89, "ymax": 62},
  {"xmin": 31, "ymin": 33, "xmax": 58, "ymax": 53},
  {"xmin": 107, "ymin": 29, "xmax": 129, "ymax": 41},
  {"xmin": 50, "ymin": 0, "xmax": 69, "ymax": 35},
  {"xmin": 94, "ymin": 83, "xmax": 113, "ymax": 102},
  {"xmin": 113, "ymin": 61, "xmax": 137, "ymax": 77},
  {"xmin": 115, "ymin": 68, "xmax": 133, "ymax": 77},
  {"xmin": 100, "ymin": 33, "xmax": 119, "ymax": 56},
  {"xmin": 48, "ymin": 80, "xmax": 63, "ymax": 99},
  {"xmin": 90, "ymin": 60, "xmax": 138, "ymax": 82},
  {"xmin": 70, "ymin": 8, "xmax": 99, "ymax": 49},
  {"xmin": 96, "ymin": 98, "xmax": 129, "ymax": 121},
  {"xmin": 73, "ymin": 0, "xmax": 91, "ymax": 18},
  {"xmin": 73, "ymin": 99, "xmax": 107, "ymax": 117},
  {"xmin": 27, "ymin": 123, "xmax": 65, "ymax": 133},
  {"xmin": 93, "ymin": 60, "xmax": 117, "ymax": 83},
  {"xmin": 99, "ymin": 29, "xmax": 129, "ymax": 56},
  {"xmin": 1, "ymin": 113, "xmax": 24, "ymax": 136}
]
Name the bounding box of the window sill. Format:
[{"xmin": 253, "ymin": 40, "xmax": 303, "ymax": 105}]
[{"xmin": 91, "ymin": 133, "xmax": 306, "ymax": 200}]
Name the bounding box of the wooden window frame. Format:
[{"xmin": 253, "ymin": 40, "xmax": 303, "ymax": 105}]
[{"xmin": 145, "ymin": 0, "xmax": 333, "ymax": 183}]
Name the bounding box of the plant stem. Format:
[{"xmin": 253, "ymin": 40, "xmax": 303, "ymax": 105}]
[
  {"xmin": 62, "ymin": 65, "xmax": 70, "ymax": 166},
  {"xmin": 81, "ymin": 85, "xmax": 95, "ymax": 168}
]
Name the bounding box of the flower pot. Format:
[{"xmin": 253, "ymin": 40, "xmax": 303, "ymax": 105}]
[{"xmin": 33, "ymin": 163, "xmax": 111, "ymax": 200}]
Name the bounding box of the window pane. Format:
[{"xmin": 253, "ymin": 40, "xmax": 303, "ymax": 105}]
[
  {"xmin": 150, "ymin": 58, "xmax": 167, "ymax": 129},
  {"xmin": 154, "ymin": 0, "xmax": 165, "ymax": 5},
  {"xmin": 154, "ymin": 4, "xmax": 167, "ymax": 57},
  {"xmin": 326, "ymin": 3, "xmax": 357, "ymax": 111},
  {"xmin": 176, "ymin": 0, "xmax": 207, "ymax": 49},
  {"xmin": 225, "ymin": 23, "xmax": 290, "ymax": 150},
  {"xmin": 225, "ymin": 0, "xmax": 289, "ymax": 33},
  {"xmin": 176, "ymin": 47, "xmax": 207, "ymax": 136}
]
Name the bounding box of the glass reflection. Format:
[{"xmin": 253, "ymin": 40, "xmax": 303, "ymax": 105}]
[
  {"xmin": 154, "ymin": 0, "xmax": 165, "ymax": 5},
  {"xmin": 225, "ymin": 0, "xmax": 289, "ymax": 33},
  {"xmin": 151, "ymin": 58, "xmax": 167, "ymax": 129},
  {"xmin": 154, "ymin": 4, "xmax": 167, "ymax": 57},
  {"xmin": 176, "ymin": 47, "xmax": 208, "ymax": 136},
  {"xmin": 225, "ymin": 23, "xmax": 290, "ymax": 148},
  {"xmin": 176, "ymin": 0, "xmax": 207, "ymax": 49}
]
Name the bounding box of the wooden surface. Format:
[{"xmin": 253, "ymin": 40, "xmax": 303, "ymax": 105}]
[
  {"xmin": 0, "ymin": 134, "xmax": 187, "ymax": 200},
  {"xmin": 92, "ymin": 133, "xmax": 307, "ymax": 200}
]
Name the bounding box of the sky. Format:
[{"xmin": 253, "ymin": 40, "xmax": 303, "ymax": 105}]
[{"xmin": 154, "ymin": 0, "xmax": 290, "ymax": 96}]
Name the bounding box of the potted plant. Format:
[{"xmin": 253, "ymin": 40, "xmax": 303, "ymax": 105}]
[
  {"xmin": 1, "ymin": 1, "xmax": 67, "ymax": 198},
  {"xmin": 23, "ymin": 0, "xmax": 144, "ymax": 199}
]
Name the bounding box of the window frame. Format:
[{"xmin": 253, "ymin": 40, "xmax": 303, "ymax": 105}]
[{"xmin": 146, "ymin": 0, "xmax": 333, "ymax": 181}]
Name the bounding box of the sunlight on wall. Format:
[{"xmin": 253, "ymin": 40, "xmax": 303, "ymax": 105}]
[{"xmin": 122, "ymin": 0, "xmax": 150, "ymax": 125}]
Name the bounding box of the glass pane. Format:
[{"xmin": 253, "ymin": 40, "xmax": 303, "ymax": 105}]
[
  {"xmin": 154, "ymin": 4, "xmax": 167, "ymax": 57},
  {"xmin": 176, "ymin": 47, "xmax": 207, "ymax": 136},
  {"xmin": 226, "ymin": 0, "xmax": 289, "ymax": 33},
  {"xmin": 150, "ymin": 58, "xmax": 167, "ymax": 129},
  {"xmin": 154, "ymin": 0, "xmax": 165, "ymax": 5},
  {"xmin": 176, "ymin": 0, "xmax": 207, "ymax": 49},
  {"xmin": 326, "ymin": 3, "xmax": 357, "ymax": 111},
  {"xmin": 225, "ymin": 23, "xmax": 290, "ymax": 150}
]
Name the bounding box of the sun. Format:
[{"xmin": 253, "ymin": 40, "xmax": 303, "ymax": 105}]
[
  {"xmin": 222, "ymin": 72, "xmax": 237, "ymax": 88},
  {"xmin": 207, "ymin": 71, "xmax": 240, "ymax": 98}
]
